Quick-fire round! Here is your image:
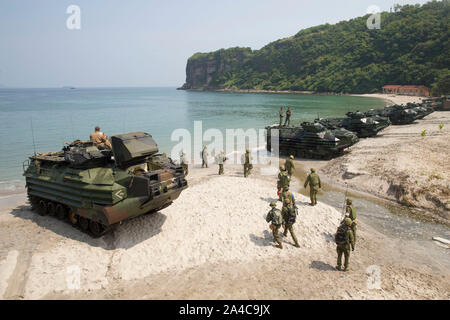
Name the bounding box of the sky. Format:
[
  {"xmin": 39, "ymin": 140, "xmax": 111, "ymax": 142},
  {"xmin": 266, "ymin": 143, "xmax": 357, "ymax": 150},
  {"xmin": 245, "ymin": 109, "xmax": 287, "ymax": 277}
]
[{"xmin": 0, "ymin": 0, "xmax": 432, "ymax": 88}]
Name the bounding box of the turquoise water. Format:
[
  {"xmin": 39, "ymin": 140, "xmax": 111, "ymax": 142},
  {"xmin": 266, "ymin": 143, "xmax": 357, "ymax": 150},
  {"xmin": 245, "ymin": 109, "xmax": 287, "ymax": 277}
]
[{"xmin": 0, "ymin": 87, "xmax": 386, "ymax": 190}]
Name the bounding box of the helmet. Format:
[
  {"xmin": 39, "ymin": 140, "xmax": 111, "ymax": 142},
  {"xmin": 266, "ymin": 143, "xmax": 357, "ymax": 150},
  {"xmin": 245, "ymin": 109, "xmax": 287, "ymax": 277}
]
[
  {"xmin": 283, "ymin": 186, "xmax": 289, "ymax": 191},
  {"xmin": 280, "ymin": 165, "xmax": 286, "ymax": 171},
  {"xmin": 344, "ymin": 218, "xmax": 352, "ymax": 226},
  {"xmin": 246, "ymin": 148, "xmax": 250, "ymax": 153},
  {"xmin": 290, "ymin": 155, "xmax": 294, "ymax": 159},
  {"xmin": 270, "ymin": 201, "xmax": 277, "ymax": 207},
  {"xmin": 346, "ymin": 198, "xmax": 352, "ymax": 204},
  {"xmin": 311, "ymin": 168, "xmax": 316, "ymax": 173}
]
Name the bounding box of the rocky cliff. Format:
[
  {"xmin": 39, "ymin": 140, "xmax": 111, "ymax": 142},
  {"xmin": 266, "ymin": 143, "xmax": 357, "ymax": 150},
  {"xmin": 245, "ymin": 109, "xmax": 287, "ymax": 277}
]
[
  {"xmin": 179, "ymin": 1, "xmax": 449, "ymax": 95},
  {"xmin": 179, "ymin": 47, "xmax": 253, "ymax": 90}
]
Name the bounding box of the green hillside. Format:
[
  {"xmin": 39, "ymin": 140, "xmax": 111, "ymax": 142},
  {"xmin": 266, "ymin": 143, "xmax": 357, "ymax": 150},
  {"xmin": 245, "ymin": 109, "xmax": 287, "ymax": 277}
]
[{"xmin": 181, "ymin": 1, "xmax": 449, "ymax": 95}]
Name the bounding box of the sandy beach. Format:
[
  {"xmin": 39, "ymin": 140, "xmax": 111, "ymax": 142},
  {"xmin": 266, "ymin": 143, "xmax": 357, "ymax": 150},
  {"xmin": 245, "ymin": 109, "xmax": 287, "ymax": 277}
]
[
  {"xmin": 0, "ymin": 93, "xmax": 449, "ymax": 300},
  {"xmin": 0, "ymin": 160, "xmax": 449, "ymax": 300}
]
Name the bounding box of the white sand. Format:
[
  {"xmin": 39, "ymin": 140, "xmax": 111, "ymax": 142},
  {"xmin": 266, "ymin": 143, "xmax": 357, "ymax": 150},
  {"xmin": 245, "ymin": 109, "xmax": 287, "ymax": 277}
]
[{"xmin": 351, "ymin": 93, "xmax": 424, "ymax": 106}]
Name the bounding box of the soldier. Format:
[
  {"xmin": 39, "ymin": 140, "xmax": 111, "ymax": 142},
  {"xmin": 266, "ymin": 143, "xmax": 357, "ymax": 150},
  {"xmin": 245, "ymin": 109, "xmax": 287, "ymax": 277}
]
[
  {"xmin": 201, "ymin": 145, "xmax": 209, "ymax": 168},
  {"xmin": 243, "ymin": 148, "xmax": 252, "ymax": 177},
  {"xmin": 90, "ymin": 126, "xmax": 112, "ymax": 150},
  {"xmin": 284, "ymin": 107, "xmax": 292, "ymax": 126},
  {"xmin": 279, "ymin": 107, "xmax": 284, "ymax": 126},
  {"xmin": 335, "ymin": 217, "xmax": 355, "ymax": 271},
  {"xmin": 216, "ymin": 150, "xmax": 227, "ymax": 175},
  {"xmin": 345, "ymin": 198, "xmax": 357, "ymax": 241},
  {"xmin": 285, "ymin": 155, "xmax": 295, "ymax": 177},
  {"xmin": 277, "ymin": 165, "xmax": 290, "ymax": 200},
  {"xmin": 180, "ymin": 151, "xmax": 188, "ymax": 177},
  {"xmin": 304, "ymin": 168, "xmax": 321, "ymax": 206},
  {"xmin": 266, "ymin": 201, "xmax": 284, "ymax": 249},
  {"xmin": 281, "ymin": 196, "xmax": 300, "ymax": 247}
]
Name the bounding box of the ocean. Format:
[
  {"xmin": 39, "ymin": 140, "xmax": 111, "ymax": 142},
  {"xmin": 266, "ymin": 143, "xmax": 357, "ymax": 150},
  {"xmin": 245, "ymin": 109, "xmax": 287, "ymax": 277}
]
[{"xmin": 0, "ymin": 87, "xmax": 386, "ymax": 192}]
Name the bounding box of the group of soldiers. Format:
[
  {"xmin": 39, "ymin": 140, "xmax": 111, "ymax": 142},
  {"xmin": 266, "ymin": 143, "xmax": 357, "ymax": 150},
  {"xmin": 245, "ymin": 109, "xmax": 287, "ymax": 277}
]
[
  {"xmin": 267, "ymin": 154, "xmax": 357, "ymax": 271},
  {"xmin": 90, "ymin": 126, "xmax": 357, "ymax": 271},
  {"xmin": 279, "ymin": 106, "xmax": 292, "ymax": 126},
  {"xmin": 179, "ymin": 145, "xmax": 253, "ymax": 178}
]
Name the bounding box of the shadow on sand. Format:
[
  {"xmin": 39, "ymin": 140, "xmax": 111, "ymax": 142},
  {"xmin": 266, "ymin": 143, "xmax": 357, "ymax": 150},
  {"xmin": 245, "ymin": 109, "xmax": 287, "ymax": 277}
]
[
  {"xmin": 10, "ymin": 204, "xmax": 166, "ymax": 250},
  {"xmin": 309, "ymin": 260, "xmax": 337, "ymax": 271},
  {"xmin": 249, "ymin": 230, "xmax": 277, "ymax": 248}
]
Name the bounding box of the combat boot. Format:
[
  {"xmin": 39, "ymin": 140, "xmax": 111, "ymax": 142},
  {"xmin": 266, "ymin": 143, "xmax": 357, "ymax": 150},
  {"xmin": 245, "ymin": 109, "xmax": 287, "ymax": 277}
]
[
  {"xmin": 335, "ymin": 265, "xmax": 341, "ymax": 271},
  {"xmin": 277, "ymin": 243, "xmax": 283, "ymax": 249},
  {"xmin": 343, "ymin": 266, "xmax": 349, "ymax": 272}
]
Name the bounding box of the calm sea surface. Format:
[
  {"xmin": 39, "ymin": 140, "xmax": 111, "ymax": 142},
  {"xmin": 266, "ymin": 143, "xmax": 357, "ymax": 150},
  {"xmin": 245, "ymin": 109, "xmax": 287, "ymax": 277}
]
[{"xmin": 0, "ymin": 87, "xmax": 386, "ymax": 191}]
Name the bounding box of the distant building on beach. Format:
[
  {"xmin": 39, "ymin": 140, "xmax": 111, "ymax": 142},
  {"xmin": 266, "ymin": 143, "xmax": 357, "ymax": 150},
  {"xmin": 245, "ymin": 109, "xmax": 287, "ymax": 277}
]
[{"xmin": 382, "ymin": 85, "xmax": 430, "ymax": 97}]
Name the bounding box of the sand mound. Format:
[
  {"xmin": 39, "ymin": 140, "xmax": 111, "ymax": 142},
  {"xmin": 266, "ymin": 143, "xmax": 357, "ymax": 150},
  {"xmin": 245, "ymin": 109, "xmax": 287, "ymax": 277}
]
[{"xmin": 21, "ymin": 174, "xmax": 341, "ymax": 298}]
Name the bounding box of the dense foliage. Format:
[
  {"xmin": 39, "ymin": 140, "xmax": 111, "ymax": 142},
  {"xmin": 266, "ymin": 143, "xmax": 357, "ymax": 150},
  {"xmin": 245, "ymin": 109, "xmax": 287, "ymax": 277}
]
[{"xmin": 185, "ymin": 1, "xmax": 449, "ymax": 95}]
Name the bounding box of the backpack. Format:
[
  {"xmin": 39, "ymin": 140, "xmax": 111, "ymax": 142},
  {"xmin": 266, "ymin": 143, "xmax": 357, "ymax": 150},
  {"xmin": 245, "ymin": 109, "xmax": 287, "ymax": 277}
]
[
  {"xmin": 272, "ymin": 209, "xmax": 283, "ymax": 225},
  {"xmin": 286, "ymin": 204, "xmax": 297, "ymax": 224},
  {"xmin": 335, "ymin": 224, "xmax": 348, "ymax": 245}
]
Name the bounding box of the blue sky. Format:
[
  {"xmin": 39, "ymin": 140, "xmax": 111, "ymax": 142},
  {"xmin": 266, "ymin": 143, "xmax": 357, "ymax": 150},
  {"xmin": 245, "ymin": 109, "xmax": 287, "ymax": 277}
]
[{"xmin": 0, "ymin": 0, "xmax": 431, "ymax": 87}]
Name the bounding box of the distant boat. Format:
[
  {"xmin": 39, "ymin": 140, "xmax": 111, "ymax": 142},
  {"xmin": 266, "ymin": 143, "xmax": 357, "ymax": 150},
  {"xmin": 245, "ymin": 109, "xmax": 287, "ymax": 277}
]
[{"xmin": 62, "ymin": 86, "xmax": 76, "ymax": 89}]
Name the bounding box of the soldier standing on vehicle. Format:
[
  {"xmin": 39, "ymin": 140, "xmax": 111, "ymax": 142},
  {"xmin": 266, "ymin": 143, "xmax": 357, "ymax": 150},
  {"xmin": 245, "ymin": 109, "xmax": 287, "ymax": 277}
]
[
  {"xmin": 304, "ymin": 168, "xmax": 321, "ymax": 206},
  {"xmin": 279, "ymin": 107, "xmax": 284, "ymax": 126},
  {"xmin": 201, "ymin": 145, "xmax": 209, "ymax": 168},
  {"xmin": 284, "ymin": 107, "xmax": 292, "ymax": 126},
  {"xmin": 285, "ymin": 155, "xmax": 295, "ymax": 177},
  {"xmin": 266, "ymin": 201, "xmax": 284, "ymax": 249},
  {"xmin": 90, "ymin": 126, "xmax": 112, "ymax": 150},
  {"xmin": 277, "ymin": 165, "xmax": 290, "ymax": 200},
  {"xmin": 345, "ymin": 198, "xmax": 357, "ymax": 241},
  {"xmin": 281, "ymin": 196, "xmax": 300, "ymax": 247},
  {"xmin": 243, "ymin": 148, "xmax": 252, "ymax": 177},
  {"xmin": 180, "ymin": 151, "xmax": 188, "ymax": 177},
  {"xmin": 335, "ymin": 217, "xmax": 355, "ymax": 271},
  {"xmin": 216, "ymin": 150, "xmax": 227, "ymax": 175}
]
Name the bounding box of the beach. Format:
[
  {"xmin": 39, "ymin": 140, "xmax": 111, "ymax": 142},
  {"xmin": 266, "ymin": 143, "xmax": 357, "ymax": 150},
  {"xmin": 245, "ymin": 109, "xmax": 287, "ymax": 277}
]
[{"xmin": 0, "ymin": 93, "xmax": 449, "ymax": 300}]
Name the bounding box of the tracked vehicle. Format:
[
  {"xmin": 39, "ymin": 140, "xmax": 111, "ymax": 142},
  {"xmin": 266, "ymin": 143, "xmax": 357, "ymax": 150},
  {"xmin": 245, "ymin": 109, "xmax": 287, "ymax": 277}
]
[
  {"xmin": 23, "ymin": 132, "xmax": 188, "ymax": 237},
  {"xmin": 382, "ymin": 105, "xmax": 418, "ymax": 125},
  {"xmin": 266, "ymin": 122, "xmax": 358, "ymax": 160},
  {"xmin": 317, "ymin": 111, "xmax": 389, "ymax": 138}
]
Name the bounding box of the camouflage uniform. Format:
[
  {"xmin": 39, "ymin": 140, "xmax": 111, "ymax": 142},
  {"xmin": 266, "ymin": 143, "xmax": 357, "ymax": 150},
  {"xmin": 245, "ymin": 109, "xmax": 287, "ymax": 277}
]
[
  {"xmin": 284, "ymin": 107, "xmax": 291, "ymax": 126},
  {"xmin": 266, "ymin": 202, "xmax": 284, "ymax": 249},
  {"xmin": 281, "ymin": 197, "xmax": 299, "ymax": 247},
  {"xmin": 201, "ymin": 146, "xmax": 208, "ymax": 168},
  {"xmin": 216, "ymin": 151, "xmax": 226, "ymax": 175},
  {"xmin": 336, "ymin": 218, "xmax": 355, "ymax": 271},
  {"xmin": 243, "ymin": 149, "xmax": 252, "ymax": 177},
  {"xmin": 304, "ymin": 168, "xmax": 321, "ymax": 206},
  {"xmin": 285, "ymin": 155, "xmax": 295, "ymax": 177},
  {"xmin": 277, "ymin": 165, "xmax": 290, "ymax": 200},
  {"xmin": 345, "ymin": 198, "xmax": 357, "ymax": 241},
  {"xmin": 279, "ymin": 108, "xmax": 284, "ymax": 126}
]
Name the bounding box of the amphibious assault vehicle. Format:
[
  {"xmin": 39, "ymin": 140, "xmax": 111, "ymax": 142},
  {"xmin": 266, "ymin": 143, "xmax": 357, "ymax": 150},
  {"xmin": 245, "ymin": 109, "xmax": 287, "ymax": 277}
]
[
  {"xmin": 317, "ymin": 111, "xmax": 389, "ymax": 138},
  {"xmin": 266, "ymin": 122, "xmax": 358, "ymax": 160},
  {"xmin": 23, "ymin": 132, "xmax": 188, "ymax": 237},
  {"xmin": 382, "ymin": 105, "xmax": 418, "ymax": 125}
]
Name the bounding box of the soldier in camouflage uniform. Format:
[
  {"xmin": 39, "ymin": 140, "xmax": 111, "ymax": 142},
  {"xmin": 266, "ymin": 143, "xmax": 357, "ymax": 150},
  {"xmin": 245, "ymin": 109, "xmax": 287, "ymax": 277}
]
[
  {"xmin": 180, "ymin": 151, "xmax": 188, "ymax": 177},
  {"xmin": 266, "ymin": 201, "xmax": 284, "ymax": 249},
  {"xmin": 304, "ymin": 168, "xmax": 321, "ymax": 206},
  {"xmin": 336, "ymin": 217, "xmax": 355, "ymax": 271},
  {"xmin": 345, "ymin": 198, "xmax": 357, "ymax": 241},
  {"xmin": 284, "ymin": 107, "xmax": 291, "ymax": 126},
  {"xmin": 281, "ymin": 196, "xmax": 300, "ymax": 247},
  {"xmin": 216, "ymin": 150, "xmax": 227, "ymax": 175},
  {"xmin": 285, "ymin": 155, "xmax": 295, "ymax": 177},
  {"xmin": 277, "ymin": 165, "xmax": 290, "ymax": 200},
  {"xmin": 243, "ymin": 149, "xmax": 252, "ymax": 177},
  {"xmin": 279, "ymin": 107, "xmax": 284, "ymax": 126}
]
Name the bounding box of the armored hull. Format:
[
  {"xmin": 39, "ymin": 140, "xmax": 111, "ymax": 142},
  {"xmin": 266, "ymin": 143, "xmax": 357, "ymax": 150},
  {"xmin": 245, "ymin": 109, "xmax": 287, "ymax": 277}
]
[
  {"xmin": 382, "ymin": 105, "xmax": 418, "ymax": 125},
  {"xmin": 266, "ymin": 123, "xmax": 358, "ymax": 160},
  {"xmin": 24, "ymin": 132, "xmax": 188, "ymax": 237},
  {"xmin": 318, "ymin": 111, "xmax": 389, "ymax": 138}
]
